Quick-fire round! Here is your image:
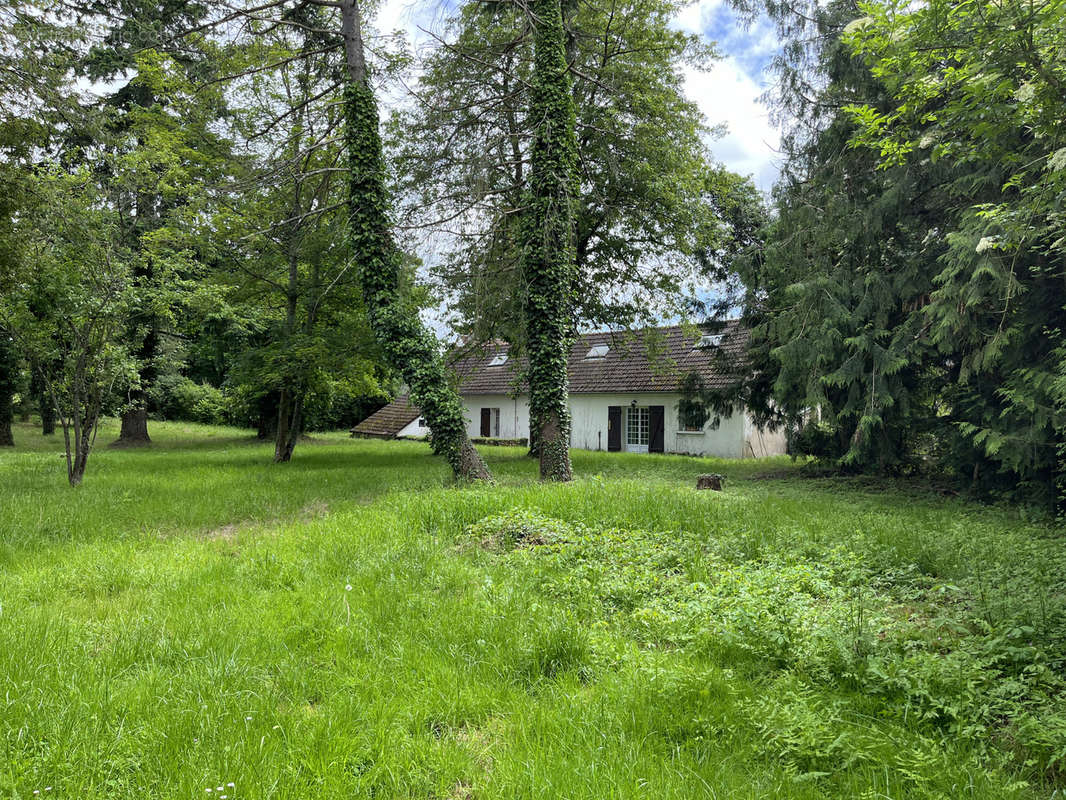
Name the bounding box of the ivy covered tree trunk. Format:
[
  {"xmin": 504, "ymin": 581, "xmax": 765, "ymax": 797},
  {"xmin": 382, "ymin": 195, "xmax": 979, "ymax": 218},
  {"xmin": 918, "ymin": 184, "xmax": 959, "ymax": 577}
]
[
  {"xmin": 339, "ymin": 0, "xmax": 491, "ymax": 482},
  {"xmin": 522, "ymin": 0, "xmax": 578, "ymax": 481},
  {"xmin": 0, "ymin": 336, "xmax": 16, "ymax": 447}
]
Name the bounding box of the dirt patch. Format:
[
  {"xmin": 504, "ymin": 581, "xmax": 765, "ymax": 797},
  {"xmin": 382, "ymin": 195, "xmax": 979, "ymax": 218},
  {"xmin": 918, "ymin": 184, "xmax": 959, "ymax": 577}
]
[
  {"xmin": 299, "ymin": 501, "xmax": 330, "ymax": 521},
  {"xmin": 203, "ymin": 523, "xmax": 242, "ymax": 542},
  {"xmin": 200, "ymin": 502, "xmax": 330, "ymax": 543}
]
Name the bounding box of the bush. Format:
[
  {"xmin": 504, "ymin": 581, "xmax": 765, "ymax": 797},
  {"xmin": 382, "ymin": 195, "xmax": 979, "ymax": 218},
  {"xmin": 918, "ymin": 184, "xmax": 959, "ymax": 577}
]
[
  {"xmin": 792, "ymin": 421, "xmax": 845, "ymax": 460},
  {"xmin": 158, "ymin": 377, "xmax": 228, "ymax": 425}
]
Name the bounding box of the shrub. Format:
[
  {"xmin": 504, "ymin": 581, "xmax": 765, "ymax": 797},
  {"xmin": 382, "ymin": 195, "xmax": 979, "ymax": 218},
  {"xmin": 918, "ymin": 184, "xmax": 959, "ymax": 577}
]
[{"xmin": 158, "ymin": 377, "xmax": 228, "ymax": 425}]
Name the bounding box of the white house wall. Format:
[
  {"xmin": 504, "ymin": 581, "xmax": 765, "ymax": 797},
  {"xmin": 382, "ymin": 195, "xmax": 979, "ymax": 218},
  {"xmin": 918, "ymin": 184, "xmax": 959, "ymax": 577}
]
[
  {"xmin": 461, "ymin": 394, "xmax": 530, "ymax": 440},
  {"xmin": 744, "ymin": 414, "xmax": 789, "ymax": 458},
  {"xmin": 399, "ymin": 393, "xmax": 786, "ymax": 458},
  {"xmin": 396, "ymin": 417, "xmax": 426, "ymax": 438},
  {"xmin": 567, "ymin": 393, "xmax": 748, "ymax": 458}
]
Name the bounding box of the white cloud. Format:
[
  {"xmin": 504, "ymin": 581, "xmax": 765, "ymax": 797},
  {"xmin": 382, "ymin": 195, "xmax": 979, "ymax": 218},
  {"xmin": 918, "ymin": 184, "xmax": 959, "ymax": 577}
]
[
  {"xmin": 673, "ymin": 0, "xmax": 782, "ymax": 191},
  {"xmin": 682, "ymin": 59, "xmax": 780, "ymax": 191}
]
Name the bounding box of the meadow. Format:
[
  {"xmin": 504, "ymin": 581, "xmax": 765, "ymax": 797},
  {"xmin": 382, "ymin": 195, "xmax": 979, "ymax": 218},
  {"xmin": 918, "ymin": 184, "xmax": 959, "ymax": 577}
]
[{"xmin": 1, "ymin": 420, "xmax": 1064, "ymax": 799}]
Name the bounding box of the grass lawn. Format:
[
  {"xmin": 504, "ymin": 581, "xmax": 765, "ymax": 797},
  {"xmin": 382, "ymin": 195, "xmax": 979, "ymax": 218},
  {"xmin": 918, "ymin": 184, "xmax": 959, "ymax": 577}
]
[{"xmin": 1, "ymin": 419, "xmax": 1065, "ymax": 799}]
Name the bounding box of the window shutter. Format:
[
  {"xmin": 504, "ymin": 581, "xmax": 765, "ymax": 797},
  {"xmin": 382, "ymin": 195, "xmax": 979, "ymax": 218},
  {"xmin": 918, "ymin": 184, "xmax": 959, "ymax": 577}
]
[
  {"xmin": 649, "ymin": 406, "xmax": 665, "ymax": 453},
  {"xmin": 607, "ymin": 406, "xmax": 622, "ymax": 451}
]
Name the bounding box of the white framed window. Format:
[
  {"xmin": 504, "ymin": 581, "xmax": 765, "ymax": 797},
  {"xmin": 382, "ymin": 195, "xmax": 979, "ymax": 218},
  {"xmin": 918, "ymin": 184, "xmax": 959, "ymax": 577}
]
[
  {"xmin": 418, "ymin": 418, "xmax": 427, "ymax": 428},
  {"xmin": 480, "ymin": 407, "xmax": 501, "ymax": 437},
  {"xmin": 626, "ymin": 407, "xmax": 649, "ymax": 452}
]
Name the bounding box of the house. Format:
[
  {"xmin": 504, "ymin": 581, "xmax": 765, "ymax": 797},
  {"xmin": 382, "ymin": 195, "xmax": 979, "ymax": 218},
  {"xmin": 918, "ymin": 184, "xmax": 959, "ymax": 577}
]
[{"xmin": 352, "ymin": 324, "xmax": 787, "ymax": 458}]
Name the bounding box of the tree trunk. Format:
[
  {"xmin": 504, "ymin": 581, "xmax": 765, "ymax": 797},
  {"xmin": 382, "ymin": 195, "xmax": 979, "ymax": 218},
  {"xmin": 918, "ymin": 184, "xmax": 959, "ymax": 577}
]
[
  {"xmin": 523, "ymin": 0, "xmax": 578, "ymax": 481},
  {"xmin": 64, "ymin": 376, "xmax": 102, "ymax": 487},
  {"xmin": 274, "ymin": 389, "xmax": 303, "ymax": 463},
  {"xmin": 30, "ymin": 358, "xmax": 56, "ymax": 436},
  {"xmin": 340, "ymin": 0, "xmax": 491, "ymax": 482},
  {"xmin": 0, "ymin": 336, "xmax": 16, "ymax": 447},
  {"xmin": 114, "ymin": 406, "xmax": 151, "ymax": 447},
  {"xmin": 41, "ymin": 396, "xmax": 56, "ymax": 436}
]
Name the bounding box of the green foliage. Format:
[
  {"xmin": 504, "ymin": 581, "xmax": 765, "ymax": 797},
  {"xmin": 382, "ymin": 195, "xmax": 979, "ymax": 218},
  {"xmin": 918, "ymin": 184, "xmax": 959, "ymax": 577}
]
[
  {"xmin": 718, "ymin": 0, "xmax": 1065, "ymax": 505},
  {"xmin": 157, "ymin": 377, "xmax": 228, "ymax": 426},
  {"xmin": 388, "ymin": 0, "xmax": 721, "ymax": 344},
  {"xmin": 841, "ymin": 0, "xmax": 1066, "ymax": 506},
  {"xmin": 1, "ymin": 167, "xmax": 138, "ymax": 483}
]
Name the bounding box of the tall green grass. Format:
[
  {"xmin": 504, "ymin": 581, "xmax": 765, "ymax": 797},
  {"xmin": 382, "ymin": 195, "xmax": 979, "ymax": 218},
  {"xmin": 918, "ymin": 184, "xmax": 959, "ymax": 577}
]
[{"xmin": 0, "ymin": 420, "xmax": 1063, "ymax": 798}]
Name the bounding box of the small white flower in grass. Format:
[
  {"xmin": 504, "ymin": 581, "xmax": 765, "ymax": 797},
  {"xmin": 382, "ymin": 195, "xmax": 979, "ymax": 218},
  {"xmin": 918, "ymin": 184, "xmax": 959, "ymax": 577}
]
[
  {"xmin": 227, "ymin": 783, "xmax": 235, "ymax": 788},
  {"xmin": 345, "ymin": 584, "xmax": 352, "ymax": 592},
  {"xmin": 245, "ymin": 716, "xmax": 252, "ymax": 721}
]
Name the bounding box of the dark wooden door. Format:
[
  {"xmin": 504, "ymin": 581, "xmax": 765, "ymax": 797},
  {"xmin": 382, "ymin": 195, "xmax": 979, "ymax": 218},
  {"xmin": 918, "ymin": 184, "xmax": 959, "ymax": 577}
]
[
  {"xmin": 607, "ymin": 406, "xmax": 622, "ymax": 451},
  {"xmin": 649, "ymin": 405, "xmax": 665, "ymax": 453},
  {"xmin": 480, "ymin": 408, "xmax": 491, "ymax": 437}
]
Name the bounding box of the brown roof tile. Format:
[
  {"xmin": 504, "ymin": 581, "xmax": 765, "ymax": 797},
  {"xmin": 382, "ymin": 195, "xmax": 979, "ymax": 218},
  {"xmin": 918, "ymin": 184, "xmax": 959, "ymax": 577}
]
[
  {"xmin": 451, "ymin": 323, "xmax": 746, "ymax": 395},
  {"xmin": 351, "ymin": 396, "xmax": 420, "ymax": 438}
]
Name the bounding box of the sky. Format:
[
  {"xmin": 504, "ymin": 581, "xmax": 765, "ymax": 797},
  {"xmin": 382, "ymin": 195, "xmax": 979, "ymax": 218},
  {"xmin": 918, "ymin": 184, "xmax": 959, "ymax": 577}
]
[
  {"xmin": 376, "ymin": 0, "xmax": 783, "ymax": 192},
  {"xmin": 671, "ymin": 0, "xmax": 783, "ymax": 192}
]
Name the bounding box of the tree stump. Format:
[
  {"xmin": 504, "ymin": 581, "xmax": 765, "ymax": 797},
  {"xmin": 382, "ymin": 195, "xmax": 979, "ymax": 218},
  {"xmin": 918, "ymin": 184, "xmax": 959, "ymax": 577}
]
[{"xmin": 696, "ymin": 473, "xmax": 724, "ymax": 491}]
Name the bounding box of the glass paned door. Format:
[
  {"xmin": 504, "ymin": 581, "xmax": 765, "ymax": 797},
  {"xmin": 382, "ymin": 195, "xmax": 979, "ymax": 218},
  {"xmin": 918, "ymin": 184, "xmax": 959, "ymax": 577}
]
[{"xmin": 626, "ymin": 407, "xmax": 649, "ymax": 453}]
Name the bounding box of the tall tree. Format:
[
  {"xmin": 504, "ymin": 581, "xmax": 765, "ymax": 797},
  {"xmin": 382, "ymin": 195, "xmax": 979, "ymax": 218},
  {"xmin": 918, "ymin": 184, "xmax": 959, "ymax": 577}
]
[
  {"xmin": 0, "ymin": 336, "xmax": 15, "ymax": 447},
  {"xmin": 72, "ymin": 0, "xmax": 218, "ymax": 447},
  {"xmin": 844, "ymin": 0, "xmax": 1066, "ymax": 504},
  {"xmin": 3, "ymin": 167, "xmax": 137, "ymax": 485},
  {"xmin": 388, "ymin": 0, "xmax": 717, "ymax": 346},
  {"xmin": 214, "ymin": 2, "xmax": 387, "ymax": 463},
  {"xmin": 708, "ymin": 0, "xmax": 948, "ymax": 472},
  {"xmin": 522, "ymin": 0, "xmax": 578, "ymax": 480},
  {"xmin": 339, "ymin": 0, "xmax": 492, "ymax": 481}
]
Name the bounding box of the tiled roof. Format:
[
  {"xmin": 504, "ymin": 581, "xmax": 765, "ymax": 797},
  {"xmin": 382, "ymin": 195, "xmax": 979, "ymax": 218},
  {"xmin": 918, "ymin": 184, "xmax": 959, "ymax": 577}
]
[
  {"xmin": 451, "ymin": 323, "xmax": 747, "ymax": 395},
  {"xmin": 350, "ymin": 396, "xmax": 420, "ymax": 438}
]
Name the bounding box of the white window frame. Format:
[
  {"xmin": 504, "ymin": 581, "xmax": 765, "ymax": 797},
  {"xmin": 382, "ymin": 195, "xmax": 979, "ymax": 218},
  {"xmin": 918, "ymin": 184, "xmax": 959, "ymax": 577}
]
[{"xmin": 625, "ymin": 407, "xmax": 650, "ymax": 453}]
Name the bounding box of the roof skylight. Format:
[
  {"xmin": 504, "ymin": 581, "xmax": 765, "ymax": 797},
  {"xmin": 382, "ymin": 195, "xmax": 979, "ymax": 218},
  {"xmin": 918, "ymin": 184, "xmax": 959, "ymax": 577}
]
[
  {"xmin": 695, "ymin": 334, "xmax": 723, "ymax": 349},
  {"xmin": 487, "ymin": 353, "xmax": 508, "ymax": 367},
  {"xmin": 584, "ymin": 344, "xmax": 610, "ymax": 359}
]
